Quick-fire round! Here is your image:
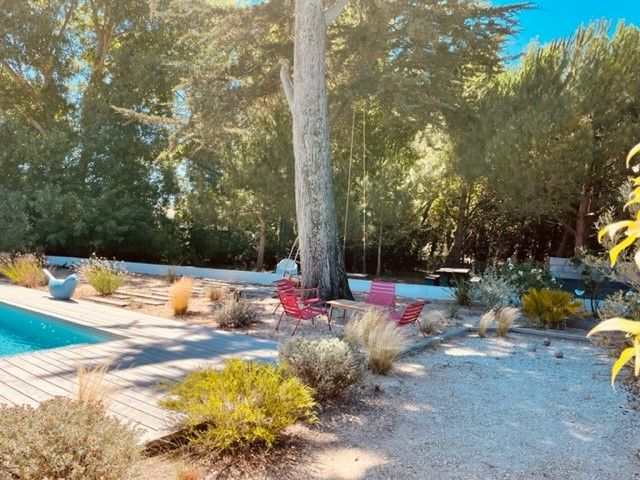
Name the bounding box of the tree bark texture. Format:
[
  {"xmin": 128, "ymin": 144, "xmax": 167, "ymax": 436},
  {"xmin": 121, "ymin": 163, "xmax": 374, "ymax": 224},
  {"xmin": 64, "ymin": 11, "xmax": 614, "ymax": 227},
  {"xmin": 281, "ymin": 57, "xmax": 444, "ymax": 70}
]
[
  {"xmin": 283, "ymin": 0, "xmax": 352, "ymax": 299},
  {"xmin": 447, "ymin": 183, "xmax": 469, "ymax": 267},
  {"xmin": 256, "ymin": 217, "xmax": 266, "ymax": 271}
]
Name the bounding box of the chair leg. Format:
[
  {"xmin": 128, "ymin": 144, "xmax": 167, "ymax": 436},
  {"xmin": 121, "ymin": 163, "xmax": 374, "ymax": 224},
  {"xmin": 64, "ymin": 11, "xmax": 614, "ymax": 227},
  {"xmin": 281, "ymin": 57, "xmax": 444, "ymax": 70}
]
[
  {"xmin": 272, "ymin": 303, "xmax": 281, "ymax": 315},
  {"xmin": 415, "ymin": 319, "xmax": 425, "ymax": 337},
  {"xmin": 275, "ymin": 312, "xmax": 285, "ymax": 331},
  {"xmin": 291, "ymin": 318, "xmax": 302, "ymax": 336}
]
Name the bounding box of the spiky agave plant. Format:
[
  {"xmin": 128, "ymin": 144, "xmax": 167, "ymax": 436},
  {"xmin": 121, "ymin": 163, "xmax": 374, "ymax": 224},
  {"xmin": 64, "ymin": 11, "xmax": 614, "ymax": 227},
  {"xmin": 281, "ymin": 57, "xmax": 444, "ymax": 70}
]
[{"xmin": 590, "ymin": 143, "xmax": 640, "ymax": 386}]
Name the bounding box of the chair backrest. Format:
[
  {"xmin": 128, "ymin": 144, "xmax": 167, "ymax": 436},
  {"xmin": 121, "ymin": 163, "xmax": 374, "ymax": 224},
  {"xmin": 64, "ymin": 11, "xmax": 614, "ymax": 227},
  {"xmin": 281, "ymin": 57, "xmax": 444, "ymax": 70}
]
[
  {"xmin": 277, "ymin": 290, "xmax": 304, "ymax": 318},
  {"xmin": 367, "ymin": 281, "xmax": 396, "ymax": 307},
  {"xmin": 274, "ymin": 278, "xmax": 296, "ymax": 294},
  {"xmin": 397, "ymin": 300, "xmax": 427, "ymax": 326}
]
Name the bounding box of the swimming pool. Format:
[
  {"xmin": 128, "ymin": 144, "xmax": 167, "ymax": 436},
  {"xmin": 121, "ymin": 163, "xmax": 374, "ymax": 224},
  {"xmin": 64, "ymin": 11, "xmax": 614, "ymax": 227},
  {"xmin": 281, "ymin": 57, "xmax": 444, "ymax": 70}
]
[{"xmin": 0, "ymin": 302, "xmax": 110, "ymax": 357}]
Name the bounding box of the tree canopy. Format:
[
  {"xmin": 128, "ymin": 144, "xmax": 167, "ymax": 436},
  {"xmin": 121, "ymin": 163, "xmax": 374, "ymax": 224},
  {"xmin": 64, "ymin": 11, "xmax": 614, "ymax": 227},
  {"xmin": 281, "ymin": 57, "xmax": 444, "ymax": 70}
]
[{"xmin": 2, "ymin": 1, "xmax": 639, "ymax": 278}]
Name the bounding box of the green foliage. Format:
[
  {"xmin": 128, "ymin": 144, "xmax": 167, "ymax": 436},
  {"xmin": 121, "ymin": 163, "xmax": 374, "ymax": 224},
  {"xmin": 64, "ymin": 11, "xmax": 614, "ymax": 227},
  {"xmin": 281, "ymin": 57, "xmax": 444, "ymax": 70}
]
[
  {"xmin": 452, "ymin": 279, "xmax": 472, "ymax": 306},
  {"xmin": 447, "ymin": 304, "xmax": 461, "ymax": 319},
  {"xmin": 212, "ymin": 298, "xmax": 258, "ymax": 329},
  {"xmin": 468, "ymin": 266, "xmax": 517, "ymax": 308},
  {"xmin": 588, "ymin": 143, "xmax": 640, "ymax": 387},
  {"xmin": 500, "ymin": 258, "xmax": 559, "ymax": 296},
  {"xmin": 0, "ymin": 398, "xmax": 139, "ymax": 480},
  {"xmin": 599, "ymin": 290, "xmax": 640, "ymax": 321},
  {"xmin": 76, "ymin": 257, "xmax": 126, "ymax": 296},
  {"xmin": 522, "ymin": 288, "xmax": 582, "ymax": 328},
  {"xmin": 159, "ymin": 359, "xmax": 316, "ymax": 451},
  {"xmin": 0, "ymin": 253, "xmax": 44, "ymax": 288},
  {"xmin": 279, "ymin": 337, "xmax": 366, "ymax": 403}
]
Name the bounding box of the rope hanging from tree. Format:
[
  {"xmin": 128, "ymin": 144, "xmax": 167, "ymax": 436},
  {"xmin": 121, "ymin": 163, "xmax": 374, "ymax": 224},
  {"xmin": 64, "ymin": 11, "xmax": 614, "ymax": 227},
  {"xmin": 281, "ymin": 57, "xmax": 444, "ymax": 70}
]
[{"xmin": 343, "ymin": 108, "xmax": 356, "ymax": 253}]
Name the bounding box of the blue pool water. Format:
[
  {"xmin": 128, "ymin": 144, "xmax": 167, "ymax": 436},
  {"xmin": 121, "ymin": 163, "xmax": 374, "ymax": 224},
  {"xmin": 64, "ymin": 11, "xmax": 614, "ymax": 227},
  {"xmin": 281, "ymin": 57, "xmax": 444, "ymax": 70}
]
[{"xmin": 0, "ymin": 303, "xmax": 109, "ymax": 357}]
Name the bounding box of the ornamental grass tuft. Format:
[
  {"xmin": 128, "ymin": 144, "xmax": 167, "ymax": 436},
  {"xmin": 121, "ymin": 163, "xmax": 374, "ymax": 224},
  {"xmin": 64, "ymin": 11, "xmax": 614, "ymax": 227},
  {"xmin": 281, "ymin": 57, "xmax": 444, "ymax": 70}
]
[
  {"xmin": 169, "ymin": 277, "xmax": 194, "ymax": 315},
  {"xmin": 0, "ymin": 253, "xmax": 44, "ymax": 288}
]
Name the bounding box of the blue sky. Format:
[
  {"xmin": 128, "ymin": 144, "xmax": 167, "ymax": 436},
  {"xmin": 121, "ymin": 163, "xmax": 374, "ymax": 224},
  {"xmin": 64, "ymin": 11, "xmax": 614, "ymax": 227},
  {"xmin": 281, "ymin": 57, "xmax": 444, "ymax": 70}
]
[{"xmin": 493, "ymin": 0, "xmax": 640, "ymax": 59}]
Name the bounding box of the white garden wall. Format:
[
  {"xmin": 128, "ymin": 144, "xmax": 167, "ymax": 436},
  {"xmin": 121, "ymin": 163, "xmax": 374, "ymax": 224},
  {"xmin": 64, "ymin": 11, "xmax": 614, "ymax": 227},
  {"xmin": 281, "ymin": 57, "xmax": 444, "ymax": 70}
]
[{"xmin": 46, "ymin": 256, "xmax": 455, "ymax": 301}]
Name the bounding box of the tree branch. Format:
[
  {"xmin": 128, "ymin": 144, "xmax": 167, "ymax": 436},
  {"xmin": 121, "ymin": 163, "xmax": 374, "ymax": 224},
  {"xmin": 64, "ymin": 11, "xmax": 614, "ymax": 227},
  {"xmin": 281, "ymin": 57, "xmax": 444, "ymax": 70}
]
[
  {"xmin": 0, "ymin": 60, "xmax": 39, "ymax": 98},
  {"xmin": 111, "ymin": 105, "xmax": 183, "ymax": 127},
  {"xmin": 325, "ymin": 0, "xmax": 350, "ymax": 27},
  {"xmin": 278, "ymin": 59, "xmax": 294, "ymax": 111},
  {"xmin": 14, "ymin": 106, "xmax": 46, "ymax": 134}
]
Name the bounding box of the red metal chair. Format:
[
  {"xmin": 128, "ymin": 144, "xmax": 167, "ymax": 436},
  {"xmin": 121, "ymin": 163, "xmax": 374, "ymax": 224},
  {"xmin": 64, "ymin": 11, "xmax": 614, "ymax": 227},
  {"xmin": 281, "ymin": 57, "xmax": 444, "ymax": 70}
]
[
  {"xmin": 272, "ymin": 278, "xmax": 321, "ymax": 314},
  {"xmin": 275, "ymin": 290, "xmax": 329, "ymax": 335},
  {"xmin": 389, "ymin": 300, "xmax": 428, "ymax": 331},
  {"xmin": 364, "ymin": 281, "xmax": 396, "ymax": 309}
]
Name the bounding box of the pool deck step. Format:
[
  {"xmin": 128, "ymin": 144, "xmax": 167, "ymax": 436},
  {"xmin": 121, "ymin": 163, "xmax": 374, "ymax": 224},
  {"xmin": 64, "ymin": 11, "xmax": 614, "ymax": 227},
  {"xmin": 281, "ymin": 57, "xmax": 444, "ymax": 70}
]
[
  {"xmin": 117, "ymin": 289, "xmax": 169, "ymax": 302},
  {"xmin": 85, "ymin": 296, "xmax": 130, "ymax": 307}
]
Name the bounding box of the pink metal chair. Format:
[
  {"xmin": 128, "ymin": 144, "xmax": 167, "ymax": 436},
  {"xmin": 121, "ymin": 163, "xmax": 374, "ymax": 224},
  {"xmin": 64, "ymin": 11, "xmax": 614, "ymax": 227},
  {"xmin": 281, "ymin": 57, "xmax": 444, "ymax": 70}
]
[
  {"xmin": 275, "ymin": 290, "xmax": 330, "ymax": 335},
  {"xmin": 364, "ymin": 281, "xmax": 396, "ymax": 309},
  {"xmin": 389, "ymin": 300, "xmax": 428, "ymax": 331},
  {"xmin": 272, "ymin": 278, "xmax": 322, "ymax": 314}
]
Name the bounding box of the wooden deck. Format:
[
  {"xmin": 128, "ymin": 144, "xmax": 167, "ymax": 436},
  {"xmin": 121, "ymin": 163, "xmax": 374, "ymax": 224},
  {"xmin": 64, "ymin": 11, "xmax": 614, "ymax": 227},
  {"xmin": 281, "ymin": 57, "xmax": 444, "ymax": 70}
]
[{"xmin": 0, "ymin": 284, "xmax": 278, "ymax": 442}]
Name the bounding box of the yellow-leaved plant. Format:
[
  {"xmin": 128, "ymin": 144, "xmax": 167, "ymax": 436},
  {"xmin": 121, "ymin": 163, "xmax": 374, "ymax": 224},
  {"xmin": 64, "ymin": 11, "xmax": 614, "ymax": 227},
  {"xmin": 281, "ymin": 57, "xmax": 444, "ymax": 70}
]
[{"xmin": 589, "ymin": 143, "xmax": 640, "ymax": 386}]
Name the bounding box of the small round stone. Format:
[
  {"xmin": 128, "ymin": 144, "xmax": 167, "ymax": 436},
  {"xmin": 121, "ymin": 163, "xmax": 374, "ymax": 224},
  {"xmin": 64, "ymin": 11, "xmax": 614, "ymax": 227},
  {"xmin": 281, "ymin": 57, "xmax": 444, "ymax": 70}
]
[
  {"xmin": 543, "ymin": 339, "xmax": 551, "ymax": 347},
  {"xmin": 554, "ymin": 350, "xmax": 564, "ymax": 359}
]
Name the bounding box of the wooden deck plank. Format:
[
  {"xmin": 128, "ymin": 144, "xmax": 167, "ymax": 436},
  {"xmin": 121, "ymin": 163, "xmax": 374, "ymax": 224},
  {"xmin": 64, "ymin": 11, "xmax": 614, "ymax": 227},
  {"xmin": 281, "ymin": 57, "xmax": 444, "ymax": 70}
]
[
  {"xmin": 1, "ymin": 355, "xmax": 166, "ymax": 430},
  {"xmin": 13, "ymin": 351, "xmax": 171, "ymax": 422},
  {"xmin": 0, "ymin": 284, "xmax": 278, "ymax": 442}
]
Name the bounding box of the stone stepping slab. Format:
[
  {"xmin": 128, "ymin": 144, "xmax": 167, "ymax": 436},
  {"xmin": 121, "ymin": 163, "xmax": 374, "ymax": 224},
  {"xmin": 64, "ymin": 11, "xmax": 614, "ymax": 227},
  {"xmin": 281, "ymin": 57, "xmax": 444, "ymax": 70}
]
[
  {"xmin": 85, "ymin": 296, "xmax": 129, "ymax": 307},
  {"xmin": 117, "ymin": 289, "xmax": 169, "ymax": 302}
]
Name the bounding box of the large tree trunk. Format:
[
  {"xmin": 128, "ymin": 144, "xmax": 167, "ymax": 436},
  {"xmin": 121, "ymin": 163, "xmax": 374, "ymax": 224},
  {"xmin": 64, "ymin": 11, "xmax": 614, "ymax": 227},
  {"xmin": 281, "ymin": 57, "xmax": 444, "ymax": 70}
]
[
  {"xmin": 376, "ymin": 224, "xmax": 382, "ymax": 277},
  {"xmin": 574, "ymin": 187, "xmax": 591, "ymax": 252},
  {"xmin": 256, "ymin": 217, "xmax": 266, "ymax": 271},
  {"xmin": 447, "ymin": 183, "xmax": 469, "ymax": 266},
  {"xmin": 574, "ymin": 155, "xmax": 596, "ymax": 252},
  {"xmin": 280, "ymin": 0, "xmax": 352, "ymax": 300}
]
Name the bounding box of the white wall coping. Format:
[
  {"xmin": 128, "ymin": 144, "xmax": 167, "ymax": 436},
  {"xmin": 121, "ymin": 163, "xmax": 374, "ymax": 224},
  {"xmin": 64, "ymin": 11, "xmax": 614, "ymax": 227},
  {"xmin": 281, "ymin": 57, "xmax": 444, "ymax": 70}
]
[{"xmin": 46, "ymin": 256, "xmax": 455, "ymax": 301}]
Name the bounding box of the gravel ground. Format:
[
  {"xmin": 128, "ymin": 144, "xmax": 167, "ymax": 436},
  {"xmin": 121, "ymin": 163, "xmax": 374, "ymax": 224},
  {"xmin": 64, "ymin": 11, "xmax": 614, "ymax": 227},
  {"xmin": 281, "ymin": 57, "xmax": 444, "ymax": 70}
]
[
  {"xmin": 67, "ymin": 273, "xmax": 478, "ymax": 342},
  {"xmin": 304, "ymin": 334, "xmax": 639, "ymax": 480},
  {"xmin": 130, "ymin": 333, "xmax": 639, "ymax": 480}
]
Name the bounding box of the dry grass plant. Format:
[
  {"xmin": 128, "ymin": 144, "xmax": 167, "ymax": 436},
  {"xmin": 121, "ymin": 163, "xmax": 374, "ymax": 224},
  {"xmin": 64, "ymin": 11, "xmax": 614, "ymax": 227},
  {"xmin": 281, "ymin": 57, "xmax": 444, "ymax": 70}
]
[
  {"xmin": 206, "ymin": 285, "xmax": 227, "ymax": 302},
  {"xmin": 76, "ymin": 362, "xmax": 116, "ymax": 405},
  {"xmin": 420, "ymin": 310, "xmax": 446, "ymax": 335},
  {"xmin": 346, "ymin": 309, "xmax": 407, "ymax": 375},
  {"xmin": 169, "ymin": 277, "xmax": 194, "ymax": 315},
  {"xmin": 495, "ymin": 307, "xmax": 519, "ymax": 337},
  {"xmin": 0, "ymin": 253, "xmax": 44, "ymax": 288},
  {"xmin": 478, "ymin": 309, "xmax": 496, "ymax": 338}
]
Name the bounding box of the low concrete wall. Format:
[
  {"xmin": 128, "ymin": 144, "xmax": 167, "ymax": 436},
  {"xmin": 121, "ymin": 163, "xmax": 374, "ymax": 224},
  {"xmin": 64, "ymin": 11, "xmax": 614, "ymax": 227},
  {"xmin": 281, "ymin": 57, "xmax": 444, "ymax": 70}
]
[{"xmin": 46, "ymin": 256, "xmax": 455, "ymax": 301}]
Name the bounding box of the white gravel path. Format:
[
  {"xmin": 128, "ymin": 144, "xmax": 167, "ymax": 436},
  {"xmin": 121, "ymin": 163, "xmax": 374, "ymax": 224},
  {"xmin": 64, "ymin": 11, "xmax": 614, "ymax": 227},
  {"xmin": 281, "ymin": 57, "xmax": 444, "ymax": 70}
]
[{"xmin": 307, "ymin": 334, "xmax": 640, "ymax": 480}]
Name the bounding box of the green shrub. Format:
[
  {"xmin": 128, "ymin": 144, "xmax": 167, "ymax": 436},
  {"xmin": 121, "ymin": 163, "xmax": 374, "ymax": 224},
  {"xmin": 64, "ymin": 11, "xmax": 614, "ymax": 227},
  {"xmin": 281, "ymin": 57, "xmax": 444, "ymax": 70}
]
[
  {"xmin": 468, "ymin": 266, "xmax": 517, "ymax": 308},
  {"xmin": 213, "ymin": 297, "xmax": 257, "ymax": 328},
  {"xmin": 346, "ymin": 310, "xmax": 406, "ymax": 375},
  {"xmin": 159, "ymin": 359, "xmax": 316, "ymax": 451},
  {"xmin": 0, "ymin": 253, "xmax": 44, "ymax": 288},
  {"xmin": 500, "ymin": 257, "xmax": 559, "ymax": 296},
  {"xmin": 452, "ymin": 279, "xmax": 471, "ymax": 306},
  {"xmin": 599, "ymin": 290, "xmax": 640, "ymax": 321},
  {"xmin": 522, "ymin": 288, "xmax": 581, "ymax": 328},
  {"xmin": 0, "ymin": 398, "xmax": 139, "ymax": 480},
  {"xmin": 76, "ymin": 256, "xmax": 126, "ymax": 296},
  {"xmin": 279, "ymin": 337, "xmax": 366, "ymax": 403}
]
